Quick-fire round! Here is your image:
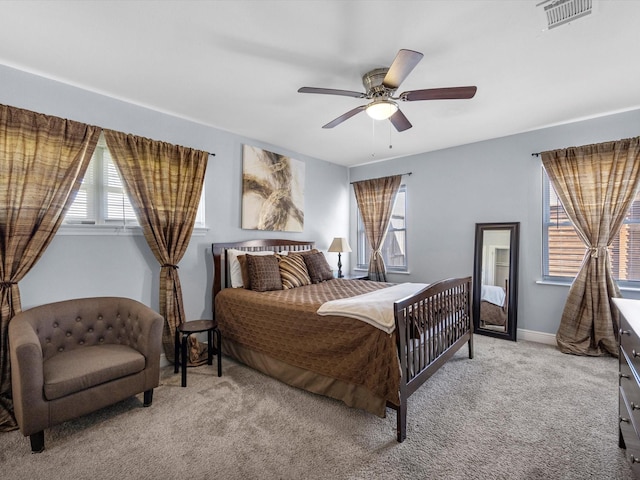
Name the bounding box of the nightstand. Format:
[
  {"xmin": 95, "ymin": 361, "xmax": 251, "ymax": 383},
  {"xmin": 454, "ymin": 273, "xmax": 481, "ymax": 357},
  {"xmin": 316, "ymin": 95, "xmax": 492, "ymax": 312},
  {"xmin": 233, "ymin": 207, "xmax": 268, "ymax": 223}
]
[
  {"xmin": 338, "ymin": 274, "xmax": 369, "ymax": 280},
  {"xmin": 174, "ymin": 319, "xmax": 221, "ymax": 387}
]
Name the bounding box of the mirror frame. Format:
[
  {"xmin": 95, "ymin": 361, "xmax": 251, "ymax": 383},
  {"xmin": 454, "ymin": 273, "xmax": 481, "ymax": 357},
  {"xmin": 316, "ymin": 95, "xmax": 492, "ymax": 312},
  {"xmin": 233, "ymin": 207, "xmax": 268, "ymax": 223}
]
[{"xmin": 472, "ymin": 222, "xmax": 520, "ymax": 341}]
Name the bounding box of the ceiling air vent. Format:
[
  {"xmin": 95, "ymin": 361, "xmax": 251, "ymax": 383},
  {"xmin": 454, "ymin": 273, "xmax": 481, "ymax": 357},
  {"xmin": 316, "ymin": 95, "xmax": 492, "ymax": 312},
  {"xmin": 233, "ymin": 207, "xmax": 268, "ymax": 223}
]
[{"xmin": 537, "ymin": 0, "xmax": 594, "ymax": 30}]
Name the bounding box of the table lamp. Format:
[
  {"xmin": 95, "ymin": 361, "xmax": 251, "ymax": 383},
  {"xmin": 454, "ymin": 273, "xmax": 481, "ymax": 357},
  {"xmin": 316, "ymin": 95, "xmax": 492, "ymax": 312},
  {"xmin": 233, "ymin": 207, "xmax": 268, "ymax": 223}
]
[{"xmin": 328, "ymin": 237, "xmax": 352, "ymax": 278}]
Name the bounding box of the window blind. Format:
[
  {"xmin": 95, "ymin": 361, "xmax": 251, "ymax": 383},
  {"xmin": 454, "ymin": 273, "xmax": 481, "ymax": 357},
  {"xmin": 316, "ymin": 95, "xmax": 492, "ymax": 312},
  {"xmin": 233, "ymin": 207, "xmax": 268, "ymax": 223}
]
[
  {"xmin": 103, "ymin": 148, "xmax": 137, "ymax": 222},
  {"xmin": 65, "ymin": 149, "xmax": 97, "ymax": 223}
]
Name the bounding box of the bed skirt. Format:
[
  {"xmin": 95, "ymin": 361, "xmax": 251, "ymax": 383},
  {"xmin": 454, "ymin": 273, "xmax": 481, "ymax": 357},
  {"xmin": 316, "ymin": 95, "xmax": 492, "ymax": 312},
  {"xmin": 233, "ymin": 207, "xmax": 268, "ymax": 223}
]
[{"xmin": 222, "ymin": 338, "xmax": 389, "ymax": 417}]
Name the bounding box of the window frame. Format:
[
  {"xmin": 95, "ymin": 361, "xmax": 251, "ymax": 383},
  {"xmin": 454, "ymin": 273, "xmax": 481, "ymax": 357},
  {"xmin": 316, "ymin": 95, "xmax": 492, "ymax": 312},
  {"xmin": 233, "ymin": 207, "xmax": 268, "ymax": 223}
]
[
  {"xmin": 356, "ymin": 184, "xmax": 408, "ymax": 273},
  {"xmin": 61, "ymin": 135, "xmax": 207, "ymax": 236}
]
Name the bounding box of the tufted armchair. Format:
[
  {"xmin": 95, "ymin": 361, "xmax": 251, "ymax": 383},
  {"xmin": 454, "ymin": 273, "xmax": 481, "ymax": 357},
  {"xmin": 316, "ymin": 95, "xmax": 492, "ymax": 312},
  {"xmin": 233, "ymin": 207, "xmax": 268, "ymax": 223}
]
[{"xmin": 9, "ymin": 297, "xmax": 163, "ymax": 452}]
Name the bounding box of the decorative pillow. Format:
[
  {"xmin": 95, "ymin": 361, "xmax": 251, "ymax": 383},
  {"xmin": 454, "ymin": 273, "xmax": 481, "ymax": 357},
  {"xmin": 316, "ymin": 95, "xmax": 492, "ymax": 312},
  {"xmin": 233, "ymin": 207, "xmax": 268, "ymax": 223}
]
[
  {"xmin": 279, "ymin": 253, "xmax": 312, "ymax": 289},
  {"xmin": 246, "ymin": 254, "xmax": 283, "ymax": 292},
  {"xmin": 303, "ymin": 251, "xmax": 334, "ymax": 284},
  {"xmin": 279, "ymin": 248, "xmax": 318, "ymax": 257},
  {"xmin": 227, "ymin": 249, "xmax": 274, "ymax": 288},
  {"xmin": 237, "ymin": 255, "xmax": 251, "ymax": 289}
]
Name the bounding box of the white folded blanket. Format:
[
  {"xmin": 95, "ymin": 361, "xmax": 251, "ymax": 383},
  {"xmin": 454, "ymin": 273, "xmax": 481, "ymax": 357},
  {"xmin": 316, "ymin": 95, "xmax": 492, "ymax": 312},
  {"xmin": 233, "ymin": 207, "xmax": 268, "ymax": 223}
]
[
  {"xmin": 481, "ymin": 284, "xmax": 505, "ymax": 306},
  {"xmin": 316, "ymin": 282, "xmax": 429, "ymax": 334}
]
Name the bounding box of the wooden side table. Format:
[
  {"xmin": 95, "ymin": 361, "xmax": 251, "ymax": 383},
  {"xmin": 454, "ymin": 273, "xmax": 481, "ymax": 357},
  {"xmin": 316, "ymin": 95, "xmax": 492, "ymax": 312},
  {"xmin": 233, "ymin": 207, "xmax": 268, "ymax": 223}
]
[{"xmin": 174, "ymin": 319, "xmax": 221, "ymax": 387}]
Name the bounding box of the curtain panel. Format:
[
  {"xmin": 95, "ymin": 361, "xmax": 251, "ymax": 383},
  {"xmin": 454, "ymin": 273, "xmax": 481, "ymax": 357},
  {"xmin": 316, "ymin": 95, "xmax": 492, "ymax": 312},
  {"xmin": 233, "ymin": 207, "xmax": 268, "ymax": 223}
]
[
  {"xmin": 0, "ymin": 104, "xmax": 100, "ymax": 430},
  {"xmin": 541, "ymin": 137, "xmax": 640, "ymax": 356},
  {"xmin": 352, "ymin": 175, "xmax": 402, "ymax": 282},
  {"xmin": 103, "ymin": 130, "xmax": 208, "ymax": 364}
]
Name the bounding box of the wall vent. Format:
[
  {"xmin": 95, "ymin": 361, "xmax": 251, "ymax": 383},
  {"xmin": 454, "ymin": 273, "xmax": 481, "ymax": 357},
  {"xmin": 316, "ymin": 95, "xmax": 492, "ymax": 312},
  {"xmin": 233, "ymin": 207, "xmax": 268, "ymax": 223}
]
[{"xmin": 537, "ymin": 0, "xmax": 594, "ymax": 30}]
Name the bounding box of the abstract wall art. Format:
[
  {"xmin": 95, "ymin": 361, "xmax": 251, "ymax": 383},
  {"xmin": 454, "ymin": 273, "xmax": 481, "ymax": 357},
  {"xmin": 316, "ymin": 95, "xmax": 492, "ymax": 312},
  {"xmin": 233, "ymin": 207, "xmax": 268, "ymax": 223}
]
[{"xmin": 241, "ymin": 145, "xmax": 304, "ymax": 231}]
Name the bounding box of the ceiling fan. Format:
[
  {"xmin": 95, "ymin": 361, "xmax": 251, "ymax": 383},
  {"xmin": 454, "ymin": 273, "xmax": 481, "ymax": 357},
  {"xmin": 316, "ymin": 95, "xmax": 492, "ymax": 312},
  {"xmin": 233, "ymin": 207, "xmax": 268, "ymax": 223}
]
[{"xmin": 298, "ymin": 49, "xmax": 477, "ymax": 132}]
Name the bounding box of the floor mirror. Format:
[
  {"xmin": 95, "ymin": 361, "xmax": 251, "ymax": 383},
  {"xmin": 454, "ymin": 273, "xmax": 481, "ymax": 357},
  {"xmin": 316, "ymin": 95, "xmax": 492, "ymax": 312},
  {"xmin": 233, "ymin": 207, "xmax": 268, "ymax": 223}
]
[{"xmin": 472, "ymin": 222, "xmax": 519, "ymax": 341}]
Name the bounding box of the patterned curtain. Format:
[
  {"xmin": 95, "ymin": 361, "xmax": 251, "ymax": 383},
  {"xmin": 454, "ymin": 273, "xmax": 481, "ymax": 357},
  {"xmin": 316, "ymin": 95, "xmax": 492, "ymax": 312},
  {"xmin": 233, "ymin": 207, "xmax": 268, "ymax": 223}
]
[
  {"xmin": 353, "ymin": 175, "xmax": 402, "ymax": 282},
  {"xmin": 103, "ymin": 130, "xmax": 208, "ymax": 364},
  {"xmin": 0, "ymin": 104, "xmax": 99, "ymax": 430},
  {"xmin": 542, "ymin": 137, "xmax": 640, "ymax": 356}
]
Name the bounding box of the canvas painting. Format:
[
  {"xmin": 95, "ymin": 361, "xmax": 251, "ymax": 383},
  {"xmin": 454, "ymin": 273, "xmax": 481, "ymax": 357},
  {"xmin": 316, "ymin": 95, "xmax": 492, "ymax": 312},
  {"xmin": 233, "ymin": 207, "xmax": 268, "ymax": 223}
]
[{"xmin": 242, "ymin": 145, "xmax": 304, "ymax": 231}]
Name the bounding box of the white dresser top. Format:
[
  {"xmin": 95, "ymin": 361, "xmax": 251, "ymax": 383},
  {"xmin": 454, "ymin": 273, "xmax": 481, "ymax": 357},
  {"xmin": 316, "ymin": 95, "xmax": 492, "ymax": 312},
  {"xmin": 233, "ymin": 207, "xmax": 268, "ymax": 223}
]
[{"xmin": 614, "ymin": 298, "xmax": 640, "ymax": 334}]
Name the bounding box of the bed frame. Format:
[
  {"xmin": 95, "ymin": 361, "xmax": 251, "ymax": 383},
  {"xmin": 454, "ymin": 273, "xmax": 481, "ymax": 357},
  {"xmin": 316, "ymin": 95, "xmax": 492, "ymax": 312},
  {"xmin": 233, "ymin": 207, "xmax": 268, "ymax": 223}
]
[{"xmin": 212, "ymin": 239, "xmax": 473, "ymax": 442}]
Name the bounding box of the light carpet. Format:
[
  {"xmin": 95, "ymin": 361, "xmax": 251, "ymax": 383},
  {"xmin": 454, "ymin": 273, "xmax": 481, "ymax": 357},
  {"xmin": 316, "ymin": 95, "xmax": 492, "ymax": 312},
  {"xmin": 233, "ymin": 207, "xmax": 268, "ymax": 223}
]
[{"xmin": 0, "ymin": 335, "xmax": 634, "ymax": 480}]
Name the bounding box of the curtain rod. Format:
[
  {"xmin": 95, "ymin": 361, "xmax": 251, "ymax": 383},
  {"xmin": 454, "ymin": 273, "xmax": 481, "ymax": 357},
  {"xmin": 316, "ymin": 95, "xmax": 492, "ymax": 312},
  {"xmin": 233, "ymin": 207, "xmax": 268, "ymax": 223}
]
[
  {"xmin": 350, "ymin": 172, "xmax": 412, "ymax": 184},
  {"xmin": 532, "ymin": 153, "xmax": 540, "ymax": 157}
]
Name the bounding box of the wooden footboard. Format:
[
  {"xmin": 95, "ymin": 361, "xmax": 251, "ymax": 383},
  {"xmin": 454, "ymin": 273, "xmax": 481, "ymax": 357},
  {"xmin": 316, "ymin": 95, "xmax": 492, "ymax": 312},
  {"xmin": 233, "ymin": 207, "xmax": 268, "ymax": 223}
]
[{"xmin": 392, "ymin": 276, "xmax": 474, "ymax": 442}]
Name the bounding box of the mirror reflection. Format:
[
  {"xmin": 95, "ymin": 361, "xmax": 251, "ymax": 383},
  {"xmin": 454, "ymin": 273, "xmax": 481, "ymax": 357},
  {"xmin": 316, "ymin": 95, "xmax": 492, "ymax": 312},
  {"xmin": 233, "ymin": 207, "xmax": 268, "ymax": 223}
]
[
  {"xmin": 473, "ymin": 222, "xmax": 519, "ymax": 341},
  {"xmin": 478, "ymin": 230, "xmax": 510, "ymax": 333}
]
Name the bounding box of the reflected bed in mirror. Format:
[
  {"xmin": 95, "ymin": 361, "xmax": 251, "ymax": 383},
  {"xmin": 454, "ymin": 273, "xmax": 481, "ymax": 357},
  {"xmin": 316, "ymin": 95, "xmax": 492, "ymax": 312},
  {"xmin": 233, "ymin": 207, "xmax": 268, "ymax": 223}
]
[{"xmin": 473, "ymin": 222, "xmax": 519, "ymax": 341}]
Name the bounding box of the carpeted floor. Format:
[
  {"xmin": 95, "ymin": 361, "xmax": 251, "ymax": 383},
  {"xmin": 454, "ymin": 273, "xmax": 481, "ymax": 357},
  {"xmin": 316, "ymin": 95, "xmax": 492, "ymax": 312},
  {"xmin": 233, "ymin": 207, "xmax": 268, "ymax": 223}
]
[{"xmin": 0, "ymin": 335, "xmax": 634, "ymax": 480}]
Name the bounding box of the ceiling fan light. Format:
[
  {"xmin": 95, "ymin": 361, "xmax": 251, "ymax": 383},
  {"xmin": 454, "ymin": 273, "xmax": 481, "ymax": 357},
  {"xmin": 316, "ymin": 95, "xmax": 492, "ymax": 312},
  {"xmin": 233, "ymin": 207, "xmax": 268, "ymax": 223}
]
[{"xmin": 366, "ymin": 100, "xmax": 398, "ymax": 120}]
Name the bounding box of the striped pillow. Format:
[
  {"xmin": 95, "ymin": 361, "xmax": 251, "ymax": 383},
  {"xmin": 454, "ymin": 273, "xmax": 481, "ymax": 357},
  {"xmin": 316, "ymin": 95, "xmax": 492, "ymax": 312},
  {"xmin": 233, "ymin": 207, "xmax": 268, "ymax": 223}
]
[{"xmin": 279, "ymin": 253, "xmax": 312, "ymax": 289}]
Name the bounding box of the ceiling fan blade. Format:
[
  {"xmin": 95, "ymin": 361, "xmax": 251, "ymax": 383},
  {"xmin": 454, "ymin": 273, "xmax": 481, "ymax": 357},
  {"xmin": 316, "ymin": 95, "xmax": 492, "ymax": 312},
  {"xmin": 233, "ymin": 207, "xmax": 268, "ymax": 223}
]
[
  {"xmin": 298, "ymin": 87, "xmax": 366, "ymax": 98},
  {"xmin": 382, "ymin": 49, "xmax": 424, "ymax": 90},
  {"xmin": 322, "ymin": 105, "xmax": 367, "ymax": 129},
  {"xmin": 401, "ymin": 86, "xmax": 478, "ymax": 102},
  {"xmin": 389, "ymin": 109, "xmax": 412, "ymax": 132}
]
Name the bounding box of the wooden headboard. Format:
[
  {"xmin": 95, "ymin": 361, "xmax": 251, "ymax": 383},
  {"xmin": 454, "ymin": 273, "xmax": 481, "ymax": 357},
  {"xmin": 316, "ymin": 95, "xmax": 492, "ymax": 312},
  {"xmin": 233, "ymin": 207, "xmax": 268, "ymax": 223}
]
[{"xmin": 211, "ymin": 239, "xmax": 315, "ymax": 312}]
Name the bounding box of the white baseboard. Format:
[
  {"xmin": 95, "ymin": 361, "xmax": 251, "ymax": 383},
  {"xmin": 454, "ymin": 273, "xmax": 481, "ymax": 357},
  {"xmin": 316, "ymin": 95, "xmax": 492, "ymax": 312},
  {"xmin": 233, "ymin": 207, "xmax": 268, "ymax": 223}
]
[{"xmin": 517, "ymin": 328, "xmax": 557, "ymax": 346}]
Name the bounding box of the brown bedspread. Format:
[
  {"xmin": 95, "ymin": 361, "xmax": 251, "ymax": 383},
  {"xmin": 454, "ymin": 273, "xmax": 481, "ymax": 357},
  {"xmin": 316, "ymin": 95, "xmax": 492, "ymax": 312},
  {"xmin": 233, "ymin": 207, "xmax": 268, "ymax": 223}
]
[
  {"xmin": 215, "ymin": 279, "xmax": 401, "ymax": 407},
  {"xmin": 480, "ymin": 300, "xmax": 507, "ymax": 326}
]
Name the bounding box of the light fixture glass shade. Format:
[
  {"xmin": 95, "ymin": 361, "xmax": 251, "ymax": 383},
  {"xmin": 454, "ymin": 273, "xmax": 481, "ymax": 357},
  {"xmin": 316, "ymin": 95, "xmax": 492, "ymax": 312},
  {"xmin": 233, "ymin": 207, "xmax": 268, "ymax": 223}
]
[
  {"xmin": 365, "ymin": 100, "xmax": 398, "ymax": 120},
  {"xmin": 328, "ymin": 237, "xmax": 352, "ymax": 253}
]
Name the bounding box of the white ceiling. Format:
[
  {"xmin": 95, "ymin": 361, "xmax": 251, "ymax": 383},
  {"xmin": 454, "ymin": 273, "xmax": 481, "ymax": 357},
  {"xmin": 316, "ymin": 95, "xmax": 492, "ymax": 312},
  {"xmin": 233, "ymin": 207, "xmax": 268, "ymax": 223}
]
[{"xmin": 1, "ymin": 1, "xmax": 639, "ymax": 167}]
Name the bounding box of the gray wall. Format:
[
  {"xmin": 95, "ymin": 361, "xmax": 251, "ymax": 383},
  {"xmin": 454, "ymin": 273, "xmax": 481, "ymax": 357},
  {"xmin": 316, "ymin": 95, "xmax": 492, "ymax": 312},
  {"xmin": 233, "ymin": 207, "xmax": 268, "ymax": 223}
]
[
  {"xmin": 349, "ymin": 108, "xmax": 640, "ymax": 337},
  {"xmin": 0, "ymin": 64, "xmax": 350, "ymax": 319},
  {"xmin": 3, "ymin": 62, "xmax": 639, "ymax": 339}
]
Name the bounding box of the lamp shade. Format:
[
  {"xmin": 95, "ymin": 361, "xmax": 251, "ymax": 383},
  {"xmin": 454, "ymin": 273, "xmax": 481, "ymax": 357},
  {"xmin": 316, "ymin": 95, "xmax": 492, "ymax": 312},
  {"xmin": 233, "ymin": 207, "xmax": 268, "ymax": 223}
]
[
  {"xmin": 328, "ymin": 237, "xmax": 352, "ymax": 253},
  {"xmin": 365, "ymin": 100, "xmax": 398, "ymax": 120}
]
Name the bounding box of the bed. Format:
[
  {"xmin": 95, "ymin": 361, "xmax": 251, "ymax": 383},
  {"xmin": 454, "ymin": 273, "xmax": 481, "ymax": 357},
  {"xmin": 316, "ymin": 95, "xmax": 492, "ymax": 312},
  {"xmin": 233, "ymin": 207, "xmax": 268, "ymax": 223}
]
[
  {"xmin": 479, "ymin": 281, "xmax": 508, "ymax": 328},
  {"xmin": 212, "ymin": 239, "xmax": 473, "ymax": 442}
]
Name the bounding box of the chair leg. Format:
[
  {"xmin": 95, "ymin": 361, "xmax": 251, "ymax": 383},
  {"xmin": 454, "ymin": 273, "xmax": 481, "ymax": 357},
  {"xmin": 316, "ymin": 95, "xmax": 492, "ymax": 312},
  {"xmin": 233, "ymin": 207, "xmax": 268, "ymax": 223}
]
[
  {"xmin": 30, "ymin": 431, "xmax": 45, "ymax": 453},
  {"xmin": 143, "ymin": 389, "xmax": 154, "ymax": 407}
]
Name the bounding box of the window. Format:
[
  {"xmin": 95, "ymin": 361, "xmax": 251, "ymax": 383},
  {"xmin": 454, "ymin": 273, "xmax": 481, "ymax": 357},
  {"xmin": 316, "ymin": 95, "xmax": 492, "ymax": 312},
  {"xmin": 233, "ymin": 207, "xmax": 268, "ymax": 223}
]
[
  {"xmin": 64, "ymin": 134, "xmax": 205, "ymax": 229},
  {"xmin": 357, "ymin": 184, "xmax": 407, "ymax": 272},
  {"xmin": 65, "ymin": 136, "xmax": 136, "ymax": 225},
  {"xmin": 542, "ymin": 169, "xmax": 640, "ymax": 286}
]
